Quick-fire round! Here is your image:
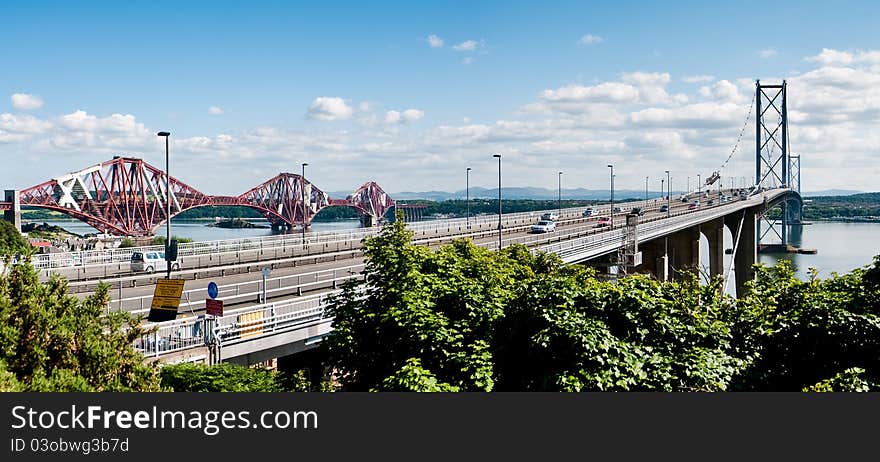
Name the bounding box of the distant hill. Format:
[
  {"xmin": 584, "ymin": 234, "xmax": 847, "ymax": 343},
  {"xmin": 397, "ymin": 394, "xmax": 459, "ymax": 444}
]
[{"xmin": 802, "ymin": 189, "xmax": 863, "ymax": 197}]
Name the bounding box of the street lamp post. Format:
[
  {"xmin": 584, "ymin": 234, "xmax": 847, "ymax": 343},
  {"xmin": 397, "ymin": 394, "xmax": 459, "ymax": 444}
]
[
  {"xmin": 645, "ymin": 176, "xmax": 648, "ymax": 204},
  {"xmin": 493, "ymin": 154, "xmax": 502, "ymax": 250},
  {"xmin": 607, "ymin": 164, "xmax": 614, "ymax": 230},
  {"xmin": 665, "ymin": 170, "xmax": 671, "ymax": 217},
  {"xmin": 157, "ymin": 131, "xmax": 172, "ymax": 280},
  {"xmin": 466, "ymin": 167, "xmax": 471, "ymax": 228},
  {"xmin": 687, "ymin": 176, "xmax": 690, "ymax": 194},
  {"xmin": 558, "ymin": 171, "xmax": 562, "ymax": 217},
  {"xmin": 302, "ymin": 163, "xmax": 309, "ymax": 242},
  {"xmin": 697, "ymin": 174, "xmax": 701, "ymax": 194}
]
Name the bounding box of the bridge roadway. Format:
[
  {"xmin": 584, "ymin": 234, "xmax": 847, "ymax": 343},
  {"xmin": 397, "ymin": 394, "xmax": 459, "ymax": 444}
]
[
  {"xmin": 135, "ymin": 187, "xmax": 792, "ymax": 365},
  {"xmin": 77, "ymin": 189, "xmax": 728, "ymax": 315}
]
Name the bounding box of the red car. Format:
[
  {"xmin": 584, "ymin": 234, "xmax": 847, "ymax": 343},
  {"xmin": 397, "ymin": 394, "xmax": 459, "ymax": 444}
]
[{"xmin": 595, "ymin": 217, "xmax": 612, "ymax": 227}]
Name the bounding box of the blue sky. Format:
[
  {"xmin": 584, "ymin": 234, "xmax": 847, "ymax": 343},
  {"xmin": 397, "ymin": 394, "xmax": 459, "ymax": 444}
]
[{"xmin": 2, "ymin": 1, "xmax": 879, "ymax": 194}]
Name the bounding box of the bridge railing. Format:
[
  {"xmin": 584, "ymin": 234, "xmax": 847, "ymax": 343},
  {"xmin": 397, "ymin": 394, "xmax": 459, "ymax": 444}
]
[
  {"xmin": 133, "ymin": 292, "xmax": 335, "ymax": 357},
  {"xmin": 540, "ymin": 190, "xmax": 777, "ymax": 261},
  {"xmin": 118, "ymin": 263, "xmax": 364, "ymax": 314},
  {"xmin": 29, "ymin": 202, "xmax": 610, "ymax": 271}
]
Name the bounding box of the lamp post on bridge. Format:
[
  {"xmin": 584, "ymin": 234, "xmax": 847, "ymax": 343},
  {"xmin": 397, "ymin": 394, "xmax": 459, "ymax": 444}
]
[
  {"xmin": 660, "ymin": 177, "xmax": 664, "ymax": 206},
  {"xmin": 301, "ymin": 162, "xmax": 309, "ymax": 242},
  {"xmin": 607, "ymin": 164, "xmax": 614, "ymax": 230},
  {"xmin": 645, "ymin": 176, "xmax": 648, "ymax": 204},
  {"xmin": 558, "ymin": 171, "xmax": 562, "ymax": 218},
  {"xmin": 665, "ymin": 170, "xmax": 671, "ymax": 218},
  {"xmin": 493, "ymin": 154, "xmax": 502, "ymax": 251},
  {"xmin": 466, "ymin": 167, "xmax": 471, "ymax": 228},
  {"xmin": 697, "ymin": 174, "xmax": 701, "ymax": 195},
  {"xmin": 157, "ymin": 131, "xmax": 172, "ymax": 280}
]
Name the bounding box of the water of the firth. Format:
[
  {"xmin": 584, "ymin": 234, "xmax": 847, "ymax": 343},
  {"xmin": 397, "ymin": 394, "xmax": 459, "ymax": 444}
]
[{"xmin": 31, "ymin": 219, "xmax": 880, "ymax": 281}]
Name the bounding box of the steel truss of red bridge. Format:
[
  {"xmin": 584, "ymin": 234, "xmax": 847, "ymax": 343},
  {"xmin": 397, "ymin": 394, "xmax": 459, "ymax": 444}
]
[{"xmin": 3, "ymin": 156, "xmax": 396, "ymax": 236}]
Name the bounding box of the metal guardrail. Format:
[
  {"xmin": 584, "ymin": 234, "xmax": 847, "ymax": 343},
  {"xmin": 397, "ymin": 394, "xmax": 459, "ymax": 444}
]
[
  {"xmin": 133, "ymin": 293, "xmax": 334, "ymax": 357},
  {"xmin": 30, "ymin": 202, "xmax": 615, "ymax": 271},
  {"xmin": 119, "ymin": 263, "xmax": 364, "ymax": 314}
]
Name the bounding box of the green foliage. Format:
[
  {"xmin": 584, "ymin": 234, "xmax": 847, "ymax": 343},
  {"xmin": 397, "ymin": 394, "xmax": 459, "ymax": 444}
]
[
  {"xmin": 324, "ymin": 210, "xmax": 880, "ymax": 392},
  {"xmin": 161, "ymin": 363, "xmax": 279, "ymax": 391},
  {"xmin": 0, "ymin": 220, "xmax": 31, "ymax": 257},
  {"xmin": 150, "ymin": 236, "xmax": 193, "ymax": 246},
  {"xmin": 803, "ymin": 367, "xmax": 874, "ymax": 392},
  {"xmin": 119, "ymin": 238, "xmax": 136, "ymax": 248},
  {"xmin": 730, "ymin": 258, "xmax": 880, "ymax": 390},
  {"xmin": 0, "ymin": 261, "xmax": 160, "ymax": 391},
  {"xmin": 378, "ymin": 358, "xmax": 460, "ymax": 392},
  {"xmin": 160, "ymin": 363, "xmax": 315, "ymax": 392}
]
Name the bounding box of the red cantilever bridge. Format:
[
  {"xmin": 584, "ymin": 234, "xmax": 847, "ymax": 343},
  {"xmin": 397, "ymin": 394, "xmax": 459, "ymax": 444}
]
[{"xmin": 0, "ymin": 156, "xmax": 396, "ymax": 236}]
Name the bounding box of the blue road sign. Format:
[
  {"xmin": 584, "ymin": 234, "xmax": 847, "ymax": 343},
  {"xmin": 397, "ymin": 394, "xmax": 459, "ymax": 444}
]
[{"xmin": 207, "ymin": 281, "xmax": 218, "ymax": 299}]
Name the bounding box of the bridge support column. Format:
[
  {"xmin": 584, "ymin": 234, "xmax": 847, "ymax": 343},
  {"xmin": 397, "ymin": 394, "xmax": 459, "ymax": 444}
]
[
  {"xmin": 725, "ymin": 210, "xmax": 756, "ymax": 298},
  {"xmin": 637, "ymin": 238, "xmax": 668, "ymax": 281},
  {"xmin": 668, "ymin": 226, "xmax": 700, "ymax": 280},
  {"xmin": 705, "ymin": 218, "xmax": 725, "ymax": 279},
  {"xmin": 3, "ymin": 190, "xmax": 21, "ymax": 232}
]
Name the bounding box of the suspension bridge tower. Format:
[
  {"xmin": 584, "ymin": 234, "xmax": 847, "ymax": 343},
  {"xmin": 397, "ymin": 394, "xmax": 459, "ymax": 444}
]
[{"xmin": 755, "ymin": 80, "xmax": 803, "ymax": 247}]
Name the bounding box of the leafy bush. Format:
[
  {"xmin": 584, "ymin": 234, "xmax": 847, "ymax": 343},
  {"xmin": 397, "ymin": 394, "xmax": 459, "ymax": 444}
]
[
  {"xmin": 160, "ymin": 363, "xmax": 313, "ymax": 392},
  {"xmin": 0, "ymin": 261, "xmax": 160, "ymax": 391}
]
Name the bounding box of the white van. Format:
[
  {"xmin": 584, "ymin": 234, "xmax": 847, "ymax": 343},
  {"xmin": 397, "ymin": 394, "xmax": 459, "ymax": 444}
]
[{"xmin": 130, "ymin": 251, "xmax": 179, "ymax": 273}]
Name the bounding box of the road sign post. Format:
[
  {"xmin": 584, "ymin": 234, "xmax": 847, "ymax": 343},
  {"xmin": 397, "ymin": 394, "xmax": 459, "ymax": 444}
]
[
  {"xmin": 207, "ymin": 281, "xmax": 218, "ymax": 300},
  {"xmin": 261, "ymin": 267, "xmax": 271, "ymax": 304},
  {"xmin": 206, "ymin": 298, "xmax": 224, "ymax": 317},
  {"xmin": 147, "ymin": 278, "xmax": 185, "ymax": 322}
]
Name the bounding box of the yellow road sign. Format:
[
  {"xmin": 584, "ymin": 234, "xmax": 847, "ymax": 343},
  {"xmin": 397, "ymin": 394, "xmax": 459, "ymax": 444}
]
[{"xmin": 151, "ymin": 278, "xmax": 185, "ymax": 311}]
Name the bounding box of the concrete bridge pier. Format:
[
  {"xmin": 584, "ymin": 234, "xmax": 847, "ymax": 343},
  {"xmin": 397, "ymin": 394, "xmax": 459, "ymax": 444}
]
[
  {"xmin": 637, "ymin": 238, "xmax": 668, "ymax": 281},
  {"xmin": 705, "ymin": 218, "xmax": 725, "ymax": 279},
  {"xmin": 668, "ymin": 226, "xmax": 701, "ymax": 280},
  {"xmin": 724, "ymin": 210, "xmax": 756, "ymax": 298},
  {"xmin": 3, "ymin": 190, "xmax": 21, "ymax": 232}
]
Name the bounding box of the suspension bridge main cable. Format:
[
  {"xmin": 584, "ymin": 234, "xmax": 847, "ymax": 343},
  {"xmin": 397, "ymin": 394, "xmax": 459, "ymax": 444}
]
[{"xmin": 719, "ymin": 96, "xmax": 755, "ymax": 172}]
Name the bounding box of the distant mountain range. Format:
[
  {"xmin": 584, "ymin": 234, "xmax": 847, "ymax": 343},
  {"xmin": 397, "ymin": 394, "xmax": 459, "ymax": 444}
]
[{"xmin": 326, "ymin": 186, "xmax": 866, "ymax": 202}]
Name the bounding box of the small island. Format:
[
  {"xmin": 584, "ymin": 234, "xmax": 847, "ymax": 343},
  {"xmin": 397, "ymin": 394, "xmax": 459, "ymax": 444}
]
[{"xmin": 206, "ymin": 218, "xmax": 270, "ymax": 229}]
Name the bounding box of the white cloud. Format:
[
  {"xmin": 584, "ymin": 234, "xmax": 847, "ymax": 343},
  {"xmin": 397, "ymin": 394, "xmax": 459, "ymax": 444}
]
[
  {"xmin": 307, "ymin": 97, "xmax": 354, "ymax": 121},
  {"xmin": 208, "ymin": 106, "xmax": 224, "ymax": 115},
  {"xmin": 385, "ymin": 109, "xmax": 424, "ymax": 124},
  {"xmin": 577, "ymin": 34, "xmax": 604, "ymax": 46},
  {"xmin": 11, "ymin": 93, "xmax": 44, "ymax": 110},
  {"xmin": 683, "ymin": 75, "xmax": 715, "ymax": 83},
  {"xmin": 426, "ymin": 34, "xmax": 444, "ymax": 48},
  {"xmin": 0, "ymin": 113, "xmax": 52, "ymax": 143},
  {"xmin": 806, "ymin": 48, "xmax": 880, "ymax": 66},
  {"xmin": 541, "ymin": 83, "xmax": 639, "ymax": 104},
  {"xmin": 698, "ymin": 80, "xmax": 744, "ymax": 103},
  {"xmin": 401, "ymin": 109, "xmax": 424, "ymax": 122},
  {"xmin": 758, "ymin": 48, "xmax": 778, "ymax": 58},
  {"xmin": 452, "ymin": 40, "xmax": 478, "ymax": 52}
]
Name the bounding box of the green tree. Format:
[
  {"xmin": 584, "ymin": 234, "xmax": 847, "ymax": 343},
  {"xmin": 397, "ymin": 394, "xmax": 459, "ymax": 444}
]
[
  {"xmin": 0, "ymin": 220, "xmax": 30, "ymax": 258},
  {"xmin": 0, "ymin": 261, "xmax": 160, "ymax": 391},
  {"xmin": 160, "ymin": 363, "xmax": 318, "ymax": 391},
  {"xmin": 323, "ymin": 213, "xmax": 520, "ymax": 391},
  {"xmin": 731, "ymin": 258, "xmax": 880, "ymax": 390}
]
